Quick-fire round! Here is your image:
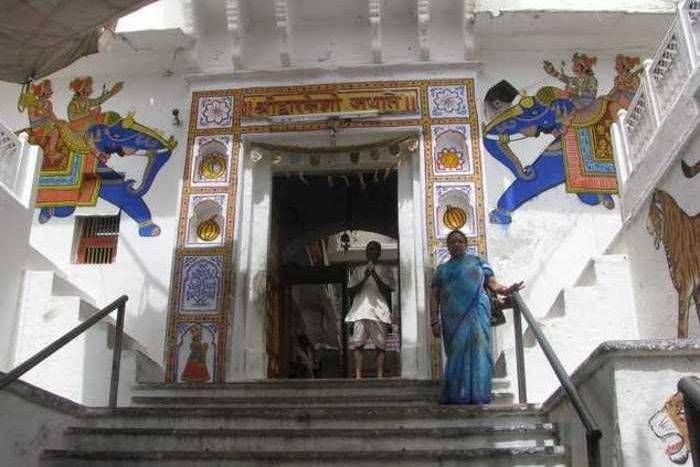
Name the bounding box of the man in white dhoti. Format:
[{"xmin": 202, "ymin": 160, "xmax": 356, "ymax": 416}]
[{"xmin": 345, "ymin": 241, "xmax": 395, "ymax": 379}]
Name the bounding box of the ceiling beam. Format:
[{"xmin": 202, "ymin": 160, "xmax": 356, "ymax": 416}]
[
  {"xmin": 417, "ymin": 0, "xmax": 430, "ymax": 61},
  {"xmin": 369, "ymin": 0, "xmax": 382, "ymax": 63},
  {"xmin": 463, "ymin": 0, "xmax": 476, "ymax": 59},
  {"xmin": 225, "ymin": 0, "xmax": 243, "ymax": 69},
  {"xmin": 274, "ymin": 0, "xmax": 292, "ymax": 67}
]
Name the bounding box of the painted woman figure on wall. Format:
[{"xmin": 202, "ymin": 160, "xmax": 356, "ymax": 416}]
[
  {"xmin": 430, "ymin": 230, "xmax": 523, "ymax": 404},
  {"xmin": 181, "ymin": 324, "xmax": 211, "ymax": 383}
]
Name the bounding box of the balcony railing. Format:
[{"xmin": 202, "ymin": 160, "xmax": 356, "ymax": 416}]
[
  {"xmin": 0, "ymin": 121, "xmax": 21, "ymax": 191},
  {"xmin": 0, "ymin": 119, "xmax": 40, "ymax": 207},
  {"xmin": 612, "ymin": 0, "xmax": 700, "ymax": 188}
]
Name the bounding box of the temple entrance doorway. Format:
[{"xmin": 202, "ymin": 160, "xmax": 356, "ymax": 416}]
[{"xmin": 266, "ymin": 171, "xmax": 400, "ymax": 379}]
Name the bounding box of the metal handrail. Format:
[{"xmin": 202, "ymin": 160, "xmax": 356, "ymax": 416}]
[
  {"xmin": 678, "ymin": 376, "xmax": 700, "ymax": 466},
  {"xmin": 510, "ymin": 291, "xmax": 602, "ymax": 467},
  {"xmin": 0, "ymin": 295, "xmax": 128, "ymax": 408}
]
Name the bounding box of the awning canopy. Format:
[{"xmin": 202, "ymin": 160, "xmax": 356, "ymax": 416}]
[{"xmin": 0, "ymin": 0, "xmax": 156, "ymax": 83}]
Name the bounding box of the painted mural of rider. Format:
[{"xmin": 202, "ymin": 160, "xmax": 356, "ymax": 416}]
[
  {"xmin": 24, "ymin": 80, "xmax": 62, "ymax": 164},
  {"xmin": 543, "ymin": 52, "xmax": 598, "ymax": 110},
  {"xmin": 67, "ymin": 76, "xmax": 124, "ymax": 135},
  {"xmin": 607, "ymin": 54, "xmax": 641, "ymax": 108}
]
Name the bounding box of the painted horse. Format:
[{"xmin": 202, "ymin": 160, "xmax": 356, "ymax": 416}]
[
  {"xmin": 34, "ymin": 111, "xmax": 176, "ymax": 236},
  {"xmin": 482, "ymin": 86, "xmax": 624, "ymax": 224}
]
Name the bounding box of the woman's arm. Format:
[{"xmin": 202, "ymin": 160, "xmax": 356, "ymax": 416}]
[{"xmin": 486, "ymin": 276, "xmax": 524, "ymax": 295}]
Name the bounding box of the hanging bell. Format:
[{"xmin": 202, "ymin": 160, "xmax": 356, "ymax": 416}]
[
  {"xmin": 388, "ymin": 143, "xmax": 401, "ymax": 157},
  {"xmin": 340, "ymin": 232, "xmax": 351, "ymax": 251}
]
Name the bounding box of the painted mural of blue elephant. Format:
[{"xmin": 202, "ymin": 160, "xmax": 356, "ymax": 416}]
[
  {"xmin": 482, "ymin": 86, "xmax": 617, "ymax": 224},
  {"xmin": 37, "ymin": 113, "xmax": 177, "ymax": 236}
]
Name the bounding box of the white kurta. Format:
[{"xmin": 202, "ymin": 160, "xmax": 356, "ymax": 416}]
[{"xmin": 345, "ymin": 263, "xmax": 395, "ymax": 324}]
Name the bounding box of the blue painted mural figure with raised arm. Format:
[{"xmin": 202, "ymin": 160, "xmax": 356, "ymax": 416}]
[
  {"xmin": 430, "ymin": 230, "xmax": 523, "ymax": 404},
  {"xmin": 345, "ymin": 241, "xmax": 395, "ymax": 379}
]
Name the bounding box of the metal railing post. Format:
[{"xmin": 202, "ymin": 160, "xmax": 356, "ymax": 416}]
[
  {"xmin": 511, "ymin": 291, "xmax": 602, "ymax": 467},
  {"xmin": 0, "ymin": 295, "xmax": 128, "ymax": 407},
  {"xmin": 109, "ymin": 300, "xmax": 126, "ymax": 408},
  {"xmin": 512, "ymin": 303, "xmax": 527, "ymax": 404}
]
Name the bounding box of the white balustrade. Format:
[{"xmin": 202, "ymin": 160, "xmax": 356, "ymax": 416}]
[
  {"xmin": 0, "ymin": 121, "xmax": 21, "ymax": 193},
  {"xmin": 0, "ymin": 120, "xmax": 41, "ymax": 207},
  {"xmin": 680, "ymin": 0, "xmax": 700, "ymax": 61},
  {"xmin": 613, "ymin": 0, "xmax": 700, "ymax": 193},
  {"xmin": 648, "ymin": 20, "xmax": 692, "ymax": 118},
  {"xmin": 622, "ymin": 84, "xmax": 655, "ymax": 164}
]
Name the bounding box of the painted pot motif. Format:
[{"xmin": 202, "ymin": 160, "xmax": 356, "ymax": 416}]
[
  {"xmin": 197, "ymin": 217, "xmax": 221, "ymax": 242},
  {"xmin": 442, "ymin": 205, "xmax": 467, "ymax": 230},
  {"xmin": 199, "ymin": 153, "xmax": 227, "ymax": 180}
]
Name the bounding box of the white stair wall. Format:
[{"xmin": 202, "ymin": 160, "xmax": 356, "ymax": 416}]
[
  {"xmin": 515, "ymin": 254, "xmax": 639, "ymax": 402},
  {"xmin": 12, "ymin": 270, "xmax": 163, "ymax": 406}
]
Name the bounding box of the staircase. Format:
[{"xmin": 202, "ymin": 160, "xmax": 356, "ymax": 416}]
[
  {"xmin": 40, "ymin": 379, "xmax": 569, "ymax": 466},
  {"xmin": 520, "ymin": 253, "xmax": 638, "ymax": 402}
]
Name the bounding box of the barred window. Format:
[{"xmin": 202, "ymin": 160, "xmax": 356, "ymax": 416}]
[{"xmin": 74, "ymin": 215, "xmax": 120, "ymax": 264}]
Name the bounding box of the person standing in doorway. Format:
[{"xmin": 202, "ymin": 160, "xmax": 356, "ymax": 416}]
[
  {"xmin": 430, "ymin": 230, "xmax": 523, "ymax": 404},
  {"xmin": 346, "ymin": 241, "xmax": 395, "ymax": 379}
]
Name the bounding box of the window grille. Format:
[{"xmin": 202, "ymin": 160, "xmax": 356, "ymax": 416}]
[{"xmin": 75, "ymin": 215, "xmax": 120, "ymax": 264}]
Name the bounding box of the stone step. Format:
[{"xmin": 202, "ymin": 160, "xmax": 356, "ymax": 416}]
[
  {"xmin": 130, "ymin": 391, "xmax": 514, "ymax": 407},
  {"xmin": 64, "ymin": 424, "xmax": 558, "ymax": 452},
  {"xmin": 41, "ymin": 446, "xmax": 569, "ymax": 467},
  {"xmin": 131, "ymin": 378, "xmax": 511, "ymax": 399},
  {"xmin": 80, "ymin": 404, "xmax": 546, "ymax": 430}
]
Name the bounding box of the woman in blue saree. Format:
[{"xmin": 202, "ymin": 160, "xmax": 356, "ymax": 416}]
[{"xmin": 430, "ymin": 230, "xmax": 523, "ymax": 404}]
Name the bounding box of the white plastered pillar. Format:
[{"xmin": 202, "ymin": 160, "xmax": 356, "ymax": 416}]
[
  {"xmin": 397, "ymin": 136, "xmax": 431, "ymax": 379},
  {"xmin": 228, "ymin": 142, "xmax": 271, "ymax": 380}
]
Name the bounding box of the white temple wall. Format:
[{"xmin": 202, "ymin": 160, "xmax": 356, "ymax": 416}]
[
  {"xmin": 0, "ymin": 141, "xmax": 41, "ymax": 371},
  {"xmin": 0, "ymin": 74, "xmax": 188, "ymax": 365},
  {"xmin": 0, "ymin": 40, "xmax": 662, "ymax": 378}
]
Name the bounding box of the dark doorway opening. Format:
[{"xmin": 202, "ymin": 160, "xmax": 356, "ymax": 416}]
[{"xmin": 266, "ymin": 170, "xmax": 400, "ymax": 378}]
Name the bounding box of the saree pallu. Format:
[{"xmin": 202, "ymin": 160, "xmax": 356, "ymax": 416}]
[{"xmin": 432, "ymin": 254, "xmax": 493, "ymax": 404}]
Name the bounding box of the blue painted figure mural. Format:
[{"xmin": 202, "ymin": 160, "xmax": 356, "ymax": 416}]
[
  {"xmin": 482, "ymin": 53, "xmax": 640, "ymax": 224},
  {"xmin": 20, "ymin": 77, "xmax": 176, "ymax": 236}
]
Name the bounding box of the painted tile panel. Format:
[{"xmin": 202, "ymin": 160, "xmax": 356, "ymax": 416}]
[
  {"xmin": 191, "ymin": 135, "xmax": 234, "ymax": 186},
  {"xmin": 428, "ymin": 85, "xmax": 469, "ymax": 118},
  {"xmin": 196, "ymin": 96, "xmax": 234, "ymax": 129},
  {"xmin": 185, "ymin": 194, "xmax": 228, "ymax": 248},
  {"xmin": 179, "ymin": 255, "xmax": 225, "ymax": 313},
  {"xmin": 176, "ymin": 322, "xmax": 218, "ymax": 383},
  {"xmin": 432, "ymin": 124, "xmax": 473, "ymax": 176}
]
